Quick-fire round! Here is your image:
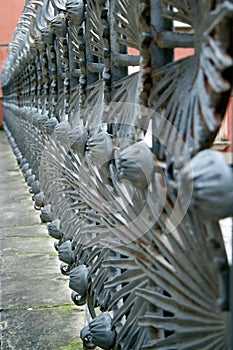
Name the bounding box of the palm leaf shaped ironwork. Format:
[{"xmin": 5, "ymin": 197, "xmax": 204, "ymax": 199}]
[
  {"xmin": 114, "ymin": 0, "xmax": 141, "ymax": 49},
  {"xmin": 86, "ymin": 0, "xmax": 106, "ymax": 58},
  {"xmin": 1, "ymin": 1, "xmax": 232, "ymax": 349},
  {"xmin": 150, "ymin": 0, "xmax": 233, "ymax": 159}
]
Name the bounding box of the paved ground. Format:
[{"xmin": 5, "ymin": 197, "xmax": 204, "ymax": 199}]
[{"xmin": 0, "ymin": 130, "xmax": 85, "ymax": 350}]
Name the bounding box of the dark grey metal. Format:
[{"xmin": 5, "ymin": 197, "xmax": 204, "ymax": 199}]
[
  {"xmin": 1, "ymin": 1, "xmax": 233, "ymax": 349},
  {"xmin": 81, "ymin": 312, "xmax": 116, "ymax": 350}
]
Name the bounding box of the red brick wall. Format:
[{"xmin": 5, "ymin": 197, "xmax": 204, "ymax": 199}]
[{"xmin": 174, "ymin": 47, "xmax": 195, "ymax": 60}]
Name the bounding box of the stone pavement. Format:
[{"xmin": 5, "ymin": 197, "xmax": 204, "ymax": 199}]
[{"xmin": 0, "ymin": 130, "xmax": 85, "ymax": 350}]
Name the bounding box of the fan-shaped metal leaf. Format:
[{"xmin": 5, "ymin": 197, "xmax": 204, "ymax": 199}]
[{"xmin": 150, "ymin": 0, "xmax": 233, "ymax": 159}]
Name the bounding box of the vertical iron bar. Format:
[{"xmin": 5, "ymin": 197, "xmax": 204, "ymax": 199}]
[{"xmin": 150, "ymin": 0, "xmax": 173, "ymax": 158}]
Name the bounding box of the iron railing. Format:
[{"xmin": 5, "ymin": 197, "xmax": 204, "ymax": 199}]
[{"xmin": 2, "ymin": 0, "xmax": 233, "ymax": 349}]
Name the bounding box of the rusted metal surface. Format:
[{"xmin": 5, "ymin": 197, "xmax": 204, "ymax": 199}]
[{"xmin": 2, "ymin": 1, "xmax": 233, "ymax": 349}]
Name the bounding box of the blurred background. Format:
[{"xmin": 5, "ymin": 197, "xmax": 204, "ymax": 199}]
[{"xmin": 0, "ymin": 0, "xmax": 25, "ymax": 128}]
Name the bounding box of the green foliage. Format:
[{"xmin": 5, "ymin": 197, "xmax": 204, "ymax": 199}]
[{"xmin": 60, "ymin": 339, "xmax": 83, "ymax": 350}]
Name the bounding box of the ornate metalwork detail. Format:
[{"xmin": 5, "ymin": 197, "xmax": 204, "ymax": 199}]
[{"xmin": 2, "ymin": 1, "xmax": 233, "ymax": 349}]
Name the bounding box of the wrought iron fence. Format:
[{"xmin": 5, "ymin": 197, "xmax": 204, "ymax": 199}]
[{"xmin": 2, "ymin": 0, "xmax": 233, "ymax": 349}]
